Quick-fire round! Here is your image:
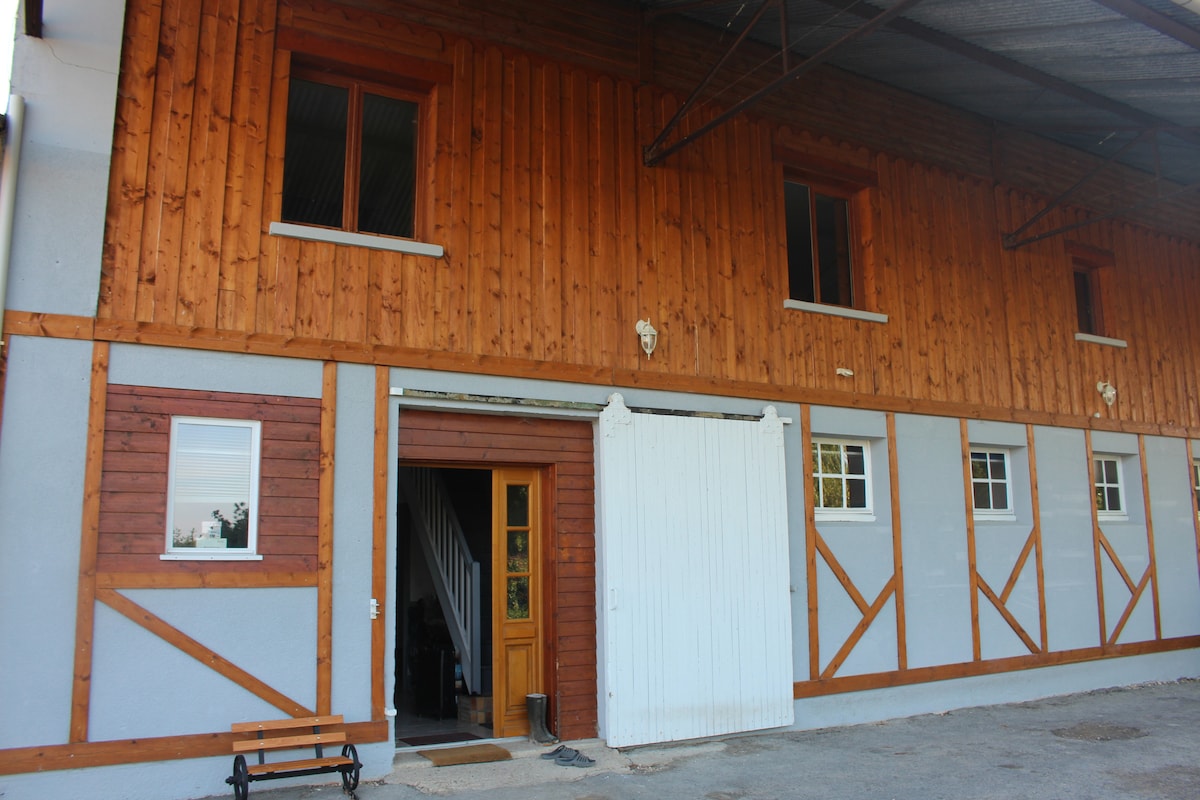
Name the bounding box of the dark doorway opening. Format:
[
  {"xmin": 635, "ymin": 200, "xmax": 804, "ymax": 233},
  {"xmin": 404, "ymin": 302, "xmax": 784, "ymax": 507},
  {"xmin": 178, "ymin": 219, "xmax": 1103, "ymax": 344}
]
[{"xmin": 394, "ymin": 466, "xmax": 494, "ymax": 747}]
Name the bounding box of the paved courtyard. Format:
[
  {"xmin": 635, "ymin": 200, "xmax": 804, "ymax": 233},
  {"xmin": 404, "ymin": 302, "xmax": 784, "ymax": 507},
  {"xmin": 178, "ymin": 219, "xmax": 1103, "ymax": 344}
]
[{"xmin": 210, "ymin": 679, "xmax": 1200, "ymax": 800}]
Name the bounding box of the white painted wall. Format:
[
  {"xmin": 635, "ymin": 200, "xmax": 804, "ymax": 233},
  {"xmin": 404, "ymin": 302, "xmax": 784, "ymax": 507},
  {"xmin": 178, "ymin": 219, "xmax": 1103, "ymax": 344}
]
[
  {"xmin": 4, "ymin": 0, "xmax": 123, "ymax": 317},
  {"xmin": 0, "ymin": 336, "xmax": 93, "ymax": 748}
]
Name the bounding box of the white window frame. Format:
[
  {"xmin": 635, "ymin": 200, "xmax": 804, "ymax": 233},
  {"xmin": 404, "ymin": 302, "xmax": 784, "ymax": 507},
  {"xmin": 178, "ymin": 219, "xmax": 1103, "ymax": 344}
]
[
  {"xmin": 1093, "ymin": 455, "xmax": 1127, "ymax": 521},
  {"xmin": 163, "ymin": 417, "xmax": 263, "ymax": 561},
  {"xmin": 969, "ymin": 448, "xmax": 1016, "ymax": 522},
  {"xmin": 811, "ymin": 438, "xmax": 874, "ymax": 521}
]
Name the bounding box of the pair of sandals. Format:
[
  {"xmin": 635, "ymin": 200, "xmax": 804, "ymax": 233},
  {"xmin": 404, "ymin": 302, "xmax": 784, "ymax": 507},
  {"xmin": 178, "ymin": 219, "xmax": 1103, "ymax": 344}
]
[{"xmin": 540, "ymin": 743, "xmax": 596, "ymax": 767}]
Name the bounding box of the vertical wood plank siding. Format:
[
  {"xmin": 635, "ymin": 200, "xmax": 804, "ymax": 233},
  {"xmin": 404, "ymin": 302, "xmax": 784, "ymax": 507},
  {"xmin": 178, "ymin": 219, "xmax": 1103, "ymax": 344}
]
[
  {"xmin": 100, "ymin": 0, "xmax": 1200, "ymax": 428},
  {"xmin": 97, "ymin": 385, "xmax": 322, "ymax": 576},
  {"xmin": 395, "ymin": 410, "xmax": 597, "ymax": 741}
]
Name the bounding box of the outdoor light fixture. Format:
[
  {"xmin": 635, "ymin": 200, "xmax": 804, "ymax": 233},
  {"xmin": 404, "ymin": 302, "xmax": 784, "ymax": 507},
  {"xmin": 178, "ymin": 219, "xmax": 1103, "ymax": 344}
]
[
  {"xmin": 1097, "ymin": 380, "xmax": 1117, "ymax": 407},
  {"xmin": 636, "ymin": 319, "xmax": 658, "ymax": 358}
]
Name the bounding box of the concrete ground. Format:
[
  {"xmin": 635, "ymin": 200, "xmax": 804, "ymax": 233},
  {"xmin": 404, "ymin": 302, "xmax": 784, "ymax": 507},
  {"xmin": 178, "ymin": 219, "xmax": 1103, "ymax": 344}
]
[{"xmin": 214, "ymin": 679, "xmax": 1200, "ymax": 800}]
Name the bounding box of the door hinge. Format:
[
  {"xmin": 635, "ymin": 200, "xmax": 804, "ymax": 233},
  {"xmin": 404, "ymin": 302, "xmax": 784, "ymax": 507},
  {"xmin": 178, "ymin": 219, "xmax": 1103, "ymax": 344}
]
[{"xmin": 369, "ymin": 598, "xmax": 380, "ymax": 620}]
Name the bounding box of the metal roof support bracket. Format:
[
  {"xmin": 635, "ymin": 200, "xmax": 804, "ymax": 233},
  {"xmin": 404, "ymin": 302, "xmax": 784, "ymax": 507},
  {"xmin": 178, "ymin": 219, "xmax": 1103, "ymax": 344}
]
[
  {"xmin": 1003, "ymin": 177, "xmax": 1200, "ymax": 250},
  {"xmin": 644, "ymin": 0, "xmax": 926, "ymax": 166},
  {"xmin": 1002, "ymin": 130, "xmax": 1154, "ymax": 250},
  {"xmin": 642, "ymin": 0, "xmax": 781, "ymax": 167}
]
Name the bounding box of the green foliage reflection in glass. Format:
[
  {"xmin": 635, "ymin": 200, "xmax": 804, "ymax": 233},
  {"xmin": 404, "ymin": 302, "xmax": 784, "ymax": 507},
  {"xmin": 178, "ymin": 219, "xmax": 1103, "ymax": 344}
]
[
  {"xmin": 506, "ymin": 483, "xmax": 531, "ymax": 619},
  {"xmin": 811, "ymin": 441, "xmax": 866, "ymax": 510}
]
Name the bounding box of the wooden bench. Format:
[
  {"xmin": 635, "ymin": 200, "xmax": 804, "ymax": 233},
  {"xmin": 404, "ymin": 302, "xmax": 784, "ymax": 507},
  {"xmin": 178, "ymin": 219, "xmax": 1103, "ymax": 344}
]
[{"xmin": 226, "ymin": 715, "xmax": 361, "ymax": 800}]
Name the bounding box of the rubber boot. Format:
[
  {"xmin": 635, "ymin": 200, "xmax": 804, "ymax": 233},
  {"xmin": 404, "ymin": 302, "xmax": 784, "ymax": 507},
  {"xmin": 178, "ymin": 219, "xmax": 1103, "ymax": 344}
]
[{"xmin": 526, "ymin": 693, "xmax": 559, "ymax": 744}]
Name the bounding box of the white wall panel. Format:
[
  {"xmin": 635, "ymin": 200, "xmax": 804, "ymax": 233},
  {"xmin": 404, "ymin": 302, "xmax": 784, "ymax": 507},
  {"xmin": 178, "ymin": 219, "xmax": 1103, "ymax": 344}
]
[{"xmin": 597, "ymin": 395, "xmax": 793, "ymax": 746}]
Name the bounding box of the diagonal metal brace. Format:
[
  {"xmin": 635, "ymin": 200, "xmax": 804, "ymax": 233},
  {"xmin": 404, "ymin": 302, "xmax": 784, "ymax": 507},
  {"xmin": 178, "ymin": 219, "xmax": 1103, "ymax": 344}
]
[{"xmin": 643, "ymin": 0, "xmax": 927, "ymax": 166}]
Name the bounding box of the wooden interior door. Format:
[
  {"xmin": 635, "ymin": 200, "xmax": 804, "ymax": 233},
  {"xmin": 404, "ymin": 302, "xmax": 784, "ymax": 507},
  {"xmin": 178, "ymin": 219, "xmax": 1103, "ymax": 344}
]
[{"xmin": 491, "ymin": 467, "xmax": 543, "ymax": 737}]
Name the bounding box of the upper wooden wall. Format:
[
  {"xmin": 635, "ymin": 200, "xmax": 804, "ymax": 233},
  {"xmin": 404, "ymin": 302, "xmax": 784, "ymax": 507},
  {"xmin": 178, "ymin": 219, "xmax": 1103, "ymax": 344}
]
[{"xmin": 98, "ymin": 0, "xmax": 1200, "ymax": 431}]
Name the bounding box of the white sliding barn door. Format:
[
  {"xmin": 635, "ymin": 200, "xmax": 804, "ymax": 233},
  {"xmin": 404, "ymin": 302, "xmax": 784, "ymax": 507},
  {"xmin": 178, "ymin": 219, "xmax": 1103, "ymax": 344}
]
[{"xmin": 596, "ymin": 394, "xmax": 794, "ymax": 747}]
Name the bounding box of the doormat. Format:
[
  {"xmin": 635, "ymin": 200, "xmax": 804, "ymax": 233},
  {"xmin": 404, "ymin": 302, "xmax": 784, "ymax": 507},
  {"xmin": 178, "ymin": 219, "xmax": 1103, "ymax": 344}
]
[
  {"xmin": 418, "ymin": 743, "xmax": 512, "ymax": 767},
  {"xmin": 399, "ymin": 731, "xmax": 483, "ymax": 747}
]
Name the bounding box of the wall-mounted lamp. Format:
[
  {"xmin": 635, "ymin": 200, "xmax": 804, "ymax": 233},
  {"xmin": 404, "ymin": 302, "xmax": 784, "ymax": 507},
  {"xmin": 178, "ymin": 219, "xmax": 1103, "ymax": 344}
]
[
  {"xmin": 1096, "ymin": 380, "xmax": 1117, "ymax": 407},
  {"xmin": 636, "ymin": 319, "xmax": 658, "ymax": 358},
  {"xmin": 836, "ymin": 367, "xmax": 854, "ymax": 377}
]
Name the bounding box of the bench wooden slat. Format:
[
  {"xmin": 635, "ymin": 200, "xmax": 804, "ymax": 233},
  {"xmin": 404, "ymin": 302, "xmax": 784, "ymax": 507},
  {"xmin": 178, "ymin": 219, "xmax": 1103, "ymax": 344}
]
[
  {"xmin": 231, "ymin": 715, "xmax": 344, "ymax": 734},
  {"xmin": 246, "ymin": 756, "xmax": 352, "ymax": 776},
  {"xmin": 233, "ymin": 731, "xmax": 347, "ymax": 753}
]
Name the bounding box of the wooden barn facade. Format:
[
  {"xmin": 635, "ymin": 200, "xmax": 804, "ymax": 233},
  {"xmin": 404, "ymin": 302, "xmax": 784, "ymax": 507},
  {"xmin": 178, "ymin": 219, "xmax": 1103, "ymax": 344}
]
[{"xmin": 1, "ymin": 0, "xmax": 1199, "ymax": 797}]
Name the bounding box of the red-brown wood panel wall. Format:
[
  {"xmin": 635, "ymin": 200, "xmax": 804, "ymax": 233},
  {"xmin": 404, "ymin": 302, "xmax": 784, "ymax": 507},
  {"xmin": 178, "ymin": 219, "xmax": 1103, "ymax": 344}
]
[{"xmin": 98, "ymin": 385, "xmax": 321, "ymax": 578}]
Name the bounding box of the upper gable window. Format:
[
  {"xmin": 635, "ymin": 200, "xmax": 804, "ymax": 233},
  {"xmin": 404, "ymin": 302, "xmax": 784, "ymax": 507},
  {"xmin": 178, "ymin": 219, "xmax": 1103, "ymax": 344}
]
[
  {"xmin": 283, "ymin": 71, "xmax": 420, "ymax": 239},
  {"xmin": 785, "ymin": 181, "xmax": 854, "ymax": 308},
  {"xmin": 165, "ymin": 417, "xmax": 262, "ymax": 559}
]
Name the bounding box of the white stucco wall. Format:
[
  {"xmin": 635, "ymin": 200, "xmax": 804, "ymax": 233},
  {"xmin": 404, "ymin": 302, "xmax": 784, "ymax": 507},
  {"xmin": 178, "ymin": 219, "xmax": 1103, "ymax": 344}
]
[
  {"xmin": 4, "ymin": 0, "xmax": 123, "ymax": 317},
  {"xmin": 0, "ymin": 335, "xmax": 93, "ymax": 748}
]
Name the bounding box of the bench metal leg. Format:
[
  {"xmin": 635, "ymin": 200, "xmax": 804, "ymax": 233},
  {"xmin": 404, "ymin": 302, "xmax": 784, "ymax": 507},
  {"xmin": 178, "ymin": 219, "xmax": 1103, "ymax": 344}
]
[{"xmin": 226, "ymin": 755, "xmax": 249, "ymax": 800}]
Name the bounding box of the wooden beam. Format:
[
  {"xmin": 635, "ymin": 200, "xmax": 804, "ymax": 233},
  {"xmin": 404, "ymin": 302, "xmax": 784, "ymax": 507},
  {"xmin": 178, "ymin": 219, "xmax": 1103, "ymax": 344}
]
[
  {"xmin": 8, "ymin": 314, "xmax": 1200, "ymax": 441},
  {"xmin": 886, "ymin": 413, "xmax": 907, "ymax": 671},
  {"xmin": 370, "ymin": 365, "xmax": 389, "ymax": 721},
  {"xmin": 960, "ymin": 419, "xmax": 982, "ymax": 661},
  {"xmin": 97, "ymin": 589, "xmax": 314, "ymax": 717},
  {"xmin": 1138, "ymin": 435, "xmax": 1163, "ymax": 640},
  {"xmin": 70, "ymin": 342, "xmax": 109, "ymax": 743},
  {"xmin": 794, "ymin": 635, "xmax": 1200, "ymax": 699},
  {"xmin": 800, "ymin": 405, "xmax": 819, "ymax": 681},
  {"xmin": 0, "ymin": 720, "xmax": 388, "ymax": 775},
  {"xmin": 316, "ymin": 361, "xmax": 337, "ymax": 716}
]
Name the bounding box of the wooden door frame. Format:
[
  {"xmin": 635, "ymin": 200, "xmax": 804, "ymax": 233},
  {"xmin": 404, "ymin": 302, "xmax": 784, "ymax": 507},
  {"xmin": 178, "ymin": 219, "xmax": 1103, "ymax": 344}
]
[{"xmin": 385, "ymin": 406, "xmax": 599, "ymax": 741}]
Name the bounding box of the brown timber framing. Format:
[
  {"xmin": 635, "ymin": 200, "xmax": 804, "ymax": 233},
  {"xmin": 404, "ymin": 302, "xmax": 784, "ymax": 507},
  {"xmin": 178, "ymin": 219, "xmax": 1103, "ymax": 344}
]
[
  {"xmin": 370, "ymin": 366, "xmax": 389, "ymax": 721},
  {"xmin": 7, "ymin": 310, "xmax": 1200, "ymax": 442},
  {"xmin": 0, "ymin": 720, "xmax": 388, "ymax": 776},
  {"xmin": 1191, "ymin": 440, "xmax": 1200, "ymax": 589},
  {"xmin": 317, "ymin": 361, "xmax": 336, "ymax": 715},
  {"xmin": 959, "ymin": 421, "xmax": 1045, "ymax": 659},
  {"xmin": 6, "ymin": 349, "xmax": 384, "ymax": 776},
  {"xmin": 70, "ymin": 342, "xmax": 110, "ymax": 744}
]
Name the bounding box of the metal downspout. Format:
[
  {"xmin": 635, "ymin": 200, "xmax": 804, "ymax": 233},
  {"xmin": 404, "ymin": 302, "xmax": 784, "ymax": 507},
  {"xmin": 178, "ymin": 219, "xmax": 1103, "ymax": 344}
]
[{"xmin": 0, "ymin": 94, "xmax": 23, "ymax": 349}]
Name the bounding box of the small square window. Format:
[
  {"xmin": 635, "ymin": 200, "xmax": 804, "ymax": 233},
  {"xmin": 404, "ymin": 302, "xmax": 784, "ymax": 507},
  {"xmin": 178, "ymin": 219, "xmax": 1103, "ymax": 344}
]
[
  {"xmin": 785, "ymin": 181, "xmax": 855, "ymax": 308},
  {"xmin": 1093, "ymin": 455, "xmax": 1126, "ymax": 518},
  {"xmin": 970, "ymin": 449, "xmax": 1013, "ymax": 519},
  {"xmin": 812, "ymin": 439, "xmax": 872, "ymax": 519},
  {"xmin": 165, "ymin": 417, "xmax": 262, "ymax": 558},
  {"xmin": 282, "ymin": 71, "xmax": 421, "ymax": 239}
]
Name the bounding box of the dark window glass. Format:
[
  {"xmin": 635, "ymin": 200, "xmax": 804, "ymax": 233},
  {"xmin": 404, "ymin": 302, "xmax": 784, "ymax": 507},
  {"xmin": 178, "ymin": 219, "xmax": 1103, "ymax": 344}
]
[
  {"xmin": 1074, "ymin": 269, "xmax": 1096, "ymax": 334},
  {"xmin": 785, "ymin": 181, "xmax": 853, "ymax": 308},
  {"xmin": 785, "ymin": 182, "xmax": 815, "ymax": 303},
  {"xmin": 283, "ymin": 76, "xmax": 418, "ymax": 238},
  {"xmin": 814, "ymin": 193, "xmax": 852, "ymax": 307},
  {"xmin": 358, "ymin": 92, "xmax": 418, "ymax": 238},
  {"xmin": 283, "ymin": 79, "xmax": 348, "ymax": 230},
  {"xmin": 845, "ymin": 445, "xmax": 865, "ymax": 476}
]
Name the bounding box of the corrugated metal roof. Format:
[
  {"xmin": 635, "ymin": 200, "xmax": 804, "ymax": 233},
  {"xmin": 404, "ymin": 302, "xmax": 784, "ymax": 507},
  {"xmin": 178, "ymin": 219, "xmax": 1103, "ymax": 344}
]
[{"xmin": 639, "ymin": 0, "xmax": 1200, "ymax": 186}]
